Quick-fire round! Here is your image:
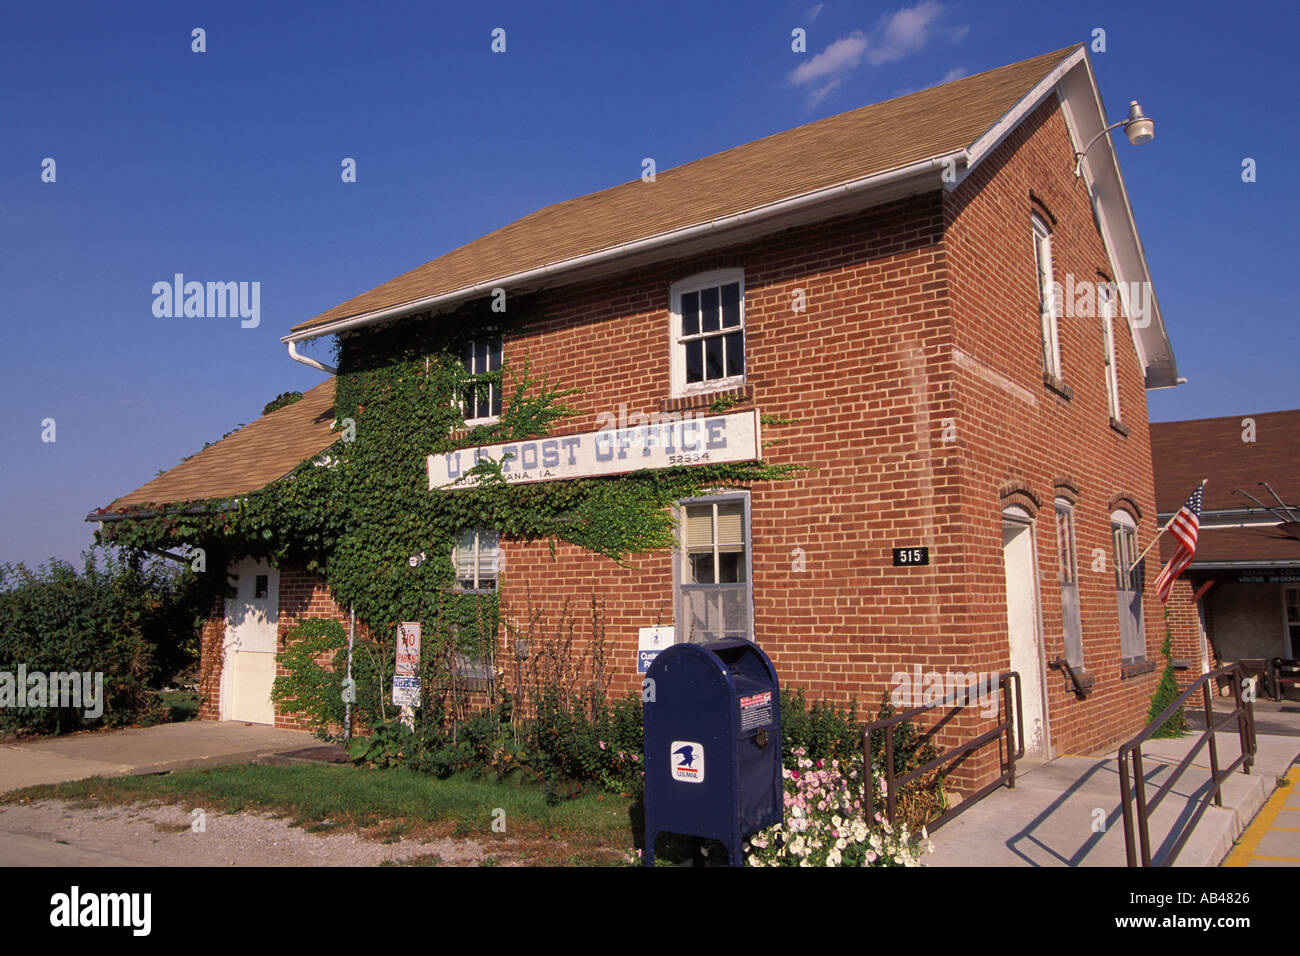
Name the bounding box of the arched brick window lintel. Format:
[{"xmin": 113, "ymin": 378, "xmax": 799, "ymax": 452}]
[
  {"xmin": 1107, "ymin": 493, "xmax": 1143, "ymax": 522},
  {"xmin": 1052, "ymin": 476, "xmax": 1081, "ymax": 504},
  {"xmin": 999, "ymin": 481, "xmax": 1042, "ymax": 519}
]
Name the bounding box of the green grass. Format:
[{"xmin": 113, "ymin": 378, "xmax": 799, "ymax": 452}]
[
  {"xmin": 159, "ymin": 690, "xmax": 200, "ymax": 722},
  {"xmin": 4, "ymin": 763, "xmax": 634, "ymax": 842},
  {"xmin": 2, "ymin": 762, "xmax": 733, "ymax": 865}
]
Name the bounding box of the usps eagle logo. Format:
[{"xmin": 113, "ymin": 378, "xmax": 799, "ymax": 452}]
[{"xmin": 670, "ymin": 740, "xmax": 705, "ymax": 783}]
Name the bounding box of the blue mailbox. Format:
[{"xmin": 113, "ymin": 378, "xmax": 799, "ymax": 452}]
[{"xmin": 642, "ymin": 638, "xmax": 782, "ymax": 866}]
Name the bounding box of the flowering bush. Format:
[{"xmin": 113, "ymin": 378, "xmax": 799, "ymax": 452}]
[{"xmin": 743, "ymin": 748, "xmax": 934, "ymax": 867}]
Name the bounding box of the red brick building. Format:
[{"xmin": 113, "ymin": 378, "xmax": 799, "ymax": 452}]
[
  {"xmin": 95, "ymin": 45, "xmax": 1180, "ymax": 787},
  {"xmin": 1153, "ymin": 410, "xmax": 1300, "ymax": 698}
]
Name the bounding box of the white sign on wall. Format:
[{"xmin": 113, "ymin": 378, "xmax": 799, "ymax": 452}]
[
  {"xmin": 393, "ymin": 622, "xmax": 421, "ymax": 708},
  {"xmin": 637, "ymin": 626, "xmax": 674, "ymax": 674},
  {"xmin": 427, "ymin": 410, "xmax": 762, "ymax": 489}
]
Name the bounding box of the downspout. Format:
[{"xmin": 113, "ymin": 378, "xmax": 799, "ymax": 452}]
[
  {"xmin": 344, "ymin": 605, "xmax": 356, "ymax": 742},
  {"xmin": 287, "ymin": 340, "xmax": 337, "ymax": 375}
]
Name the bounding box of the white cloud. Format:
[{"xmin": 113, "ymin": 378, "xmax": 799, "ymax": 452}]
[
  {"xmin": 787, "ymin": 1, "xmax": 969, "ymax": 109},
  {"xmin": 789, "ymin": 30, "xmax": 867, "ymax": 87},
  {"xmin": 807, "ymin": 3, "xmax": 825, "ymax": 21},
  {"xmin": 866, "ymin": 0, "xmax": 947, "ymax": 66},
  {"xmin": 806, "ymin": 78, "xmax": 844, "ymax": 108},
  {"xmin": 940, "ymin": 66, "xmax": 968, "ymax": 83}
]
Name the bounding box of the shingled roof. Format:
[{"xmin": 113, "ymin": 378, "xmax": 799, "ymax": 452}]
[
  {"xmin": 289, "ymin": 46, "xmax": 1079, "ymax": 337},
  {"xmin": 93, "ymin": 379, "xmax": 337, "ymax": 517}
]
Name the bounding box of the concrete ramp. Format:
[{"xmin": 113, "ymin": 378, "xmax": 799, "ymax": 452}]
[{"xmin": 928, "ymin": 729, "xmax": 1298, "ymax": 867}]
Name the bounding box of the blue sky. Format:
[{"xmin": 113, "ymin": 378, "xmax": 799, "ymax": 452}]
[{"xmin": 2, "ymin": 0, "xmax": 1296, "ymax": 569}]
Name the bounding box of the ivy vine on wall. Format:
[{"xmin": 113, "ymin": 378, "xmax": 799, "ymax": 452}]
[{"xmin": 97, "ymin": 299, "xmax": 802, "ymax": 660}]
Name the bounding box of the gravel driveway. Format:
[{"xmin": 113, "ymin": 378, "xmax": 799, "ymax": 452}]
[{"xmin": 0, "ymin": 799, "xmax": 500, "ymax": 867}]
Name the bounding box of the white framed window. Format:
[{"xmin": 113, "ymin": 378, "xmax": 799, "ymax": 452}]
[
  {"xmin": 460, "ymin": 339, "xmax": 502, "ymax": 425},
  {"xmin": 453, "ymin": 529, "xmax": 500, "ymax": 593},
  {"xmin": 669, "ymin": 269, "xmax": 745, "ymax": 396},
  {"xmin": 1100, "ymin": 283, "xmax": 1122, "ymax": 422},
  {"xmin": 1033, "ymin": 215, "xmax": 1061, "ymax": 379},
  {"xmin": 1111, "ymin": 510, "xmax": 1145, "ymax": 662},
  {"xmin": 1055, "ymin": 500, "xmax": 1083, "ymax": 668},
  {"xmin": 675, "ymin": 492, "xmax": 753, "ymax": 643}
]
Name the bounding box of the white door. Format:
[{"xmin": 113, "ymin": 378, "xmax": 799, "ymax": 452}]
[
  {"xmin": 220, "ymin": 558, "xmax": 279, "ymax": 724},
  {"xmin": 1002, "ymin": 509, "xmax": 1049, "ymax": 760}
]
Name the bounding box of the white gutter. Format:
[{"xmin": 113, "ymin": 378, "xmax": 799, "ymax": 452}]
[
  {"xmin": 288, "ymin": 340, "xmax": 337, "ymax": 375},
  {"xmin": 282, "ymin": 150, "xmax": 969, "ymax": 347}
]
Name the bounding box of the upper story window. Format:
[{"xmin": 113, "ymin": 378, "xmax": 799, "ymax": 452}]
[
  {"xmin": 453, "ymin": 529, "xmax": 500, "ymax": 593},
  {"xmin": 670, "ymin": 269, "xmax": 745, "ymax": 396},
  {"xmin": 461, "ymin": 339, "xmax": 502, "ymax": 425},
  {"xmin": 1100, "ymin": 283, "xmax": 1122, "ymax": 422},
  {"xmin": 1033, "ymin": 215, "xmax": 1061, "ymax": 380}
]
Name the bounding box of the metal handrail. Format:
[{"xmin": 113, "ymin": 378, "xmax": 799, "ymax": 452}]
[
  {"xmin": 1117, "ymin": 662, "xmax": 1256, "ymax": 866},
  {"xmin": 864, "ymin": 671, "xmax": 1022, "ymax": 833}
]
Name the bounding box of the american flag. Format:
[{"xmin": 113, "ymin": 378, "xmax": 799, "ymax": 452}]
[{"xmin": 1154, "ymin": 484, "xmax": 1204, "ymax": 602}]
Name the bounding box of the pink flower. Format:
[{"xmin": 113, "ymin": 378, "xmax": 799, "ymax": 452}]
[
  {"xmin": 599, "ymin": 740, "xmax": 607, "ymax": 750},
  {"xmin": 631, "ymin": 754, "xmax": 639, "ymax": 762}
]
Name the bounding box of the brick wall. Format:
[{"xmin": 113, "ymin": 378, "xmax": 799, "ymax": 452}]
[
  {"xmin": 197, "ymin": 592, "xmax": 225, "ymax": 721},
  {"xmin": 274, "ymin": 566, "xmax": 357, "ymax": 732},
  {"xmin": 941, "ymin": 97, "xmax": 1164, "ymax": 766}
]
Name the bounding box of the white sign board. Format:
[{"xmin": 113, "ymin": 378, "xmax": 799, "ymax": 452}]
[
  {"xmin": 393, "ymin": 622, "xmax": 421, "ymax": 708},
  {"xmin": 392, "ymin": 675, "xmax": 420, "ymax": 707},
  {"xmin": 428, "ymin": 410, "xmax": 761, "ymax": 489},
  {"xmin": 637, "ymin": 626, "xmax": 674, "ymax": 674}
]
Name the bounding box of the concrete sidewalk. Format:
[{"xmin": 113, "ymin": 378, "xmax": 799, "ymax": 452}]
[
  {"xmin": 0, "ymin": 721, "xmax": 316, "ymax": 792},
  {"xmin": 928, "ymin": 705, "xmax": 1300, "ymax": 867}
]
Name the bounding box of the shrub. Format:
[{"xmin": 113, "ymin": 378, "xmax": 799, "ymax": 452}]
[
  {"xmin": 1148, "ymin": 610, "xmax": 1187, "ymax": 738},
  {"xmin": 527, "ymin": 684, "xmax": 644, "ymax": 795},
  {"xmin": 744, "ymin": 748, "xmax": 935, "ymax": 867},
  {"xmin": 0, "ymin": 548, "xmax": 203, "ymax": 735},
  {"xmin": 781, "ymin": 687, "xmax": 859, "ymax": 764},
  {"xmin": 743, "ymin": 749, "xmax": 935, "ymax": 868}
]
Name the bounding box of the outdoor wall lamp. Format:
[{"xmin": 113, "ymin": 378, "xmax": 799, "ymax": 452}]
[{"xmin": 1074, "ymin": 100, "xmax": 1154, "ymax": 177}]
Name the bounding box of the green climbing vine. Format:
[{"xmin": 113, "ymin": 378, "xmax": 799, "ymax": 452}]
[{"xmin": 96, "ymin": 298, "xmax": 803, "ymax": 657}]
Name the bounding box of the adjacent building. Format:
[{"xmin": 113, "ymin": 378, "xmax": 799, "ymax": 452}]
[{"xmin": 1154, "ymin": 410, "xmax": 1300, "ymax": 697}]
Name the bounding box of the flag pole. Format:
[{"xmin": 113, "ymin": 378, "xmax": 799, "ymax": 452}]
[{"xmin": 1128, "ymin": 478, "xmax": 1206, "ymax": 572}]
